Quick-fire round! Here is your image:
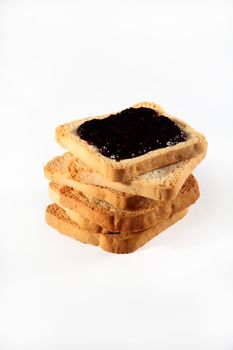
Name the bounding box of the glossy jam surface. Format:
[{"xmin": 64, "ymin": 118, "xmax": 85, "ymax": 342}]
[{"xmin": 77, "ymin": 107, "xmax": 187, "ymax": 161}]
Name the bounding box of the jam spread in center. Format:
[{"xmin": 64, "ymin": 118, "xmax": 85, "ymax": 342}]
[{"xmin": 77, "ymin": 107, "xmax": 187, "ymax": 161}]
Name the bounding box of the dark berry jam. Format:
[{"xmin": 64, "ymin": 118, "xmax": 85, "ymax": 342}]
[{"xmin": 77, "ymin": 107, "xmax": 187, "ymax": 161}]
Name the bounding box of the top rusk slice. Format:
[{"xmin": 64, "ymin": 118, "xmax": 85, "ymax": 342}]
[{"xmin": 56, "ymin": 102, "xmax": 207, "ymax": 182}]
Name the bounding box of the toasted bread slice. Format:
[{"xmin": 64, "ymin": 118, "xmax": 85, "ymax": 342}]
[
  {"xmin": 44, "ymin": 153, "xmax": 152, "ymax": 210},
  {"xmin": 45, "ymin": 152, "xmax": 204, "ymax": 201},
  {"xmin": 45, "ymin": 204, "xmax": 188, "ymax": 254},
  {"xmin": 48, "ymin": 174, "xmax": 199, "ymax": 232},
  {"xmin": 68, "ymin": 151, "xmax": 204, "ymax": 201},
  {"xmin": 56, "ymin": 102, "xmax": 207, "ymax": 182}
]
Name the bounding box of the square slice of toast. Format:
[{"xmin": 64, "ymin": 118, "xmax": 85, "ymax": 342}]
[
  {"xmin": 56, "ymin": 102, "xmax": 207, "ymax": 182},
  {"xmin": 45, "ymin": 204, "xmax": 188, "ymax": 254}
]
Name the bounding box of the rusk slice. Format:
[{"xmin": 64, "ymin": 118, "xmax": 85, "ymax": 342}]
[
  {"xmin": 45, "ymin": 152, "xmax": 204, "ymax": 202},
  {"xmin": 56, "ymin": 102, "xmax": 207, "ymax": 182},
  {"xmin": 45, "ymin": 204, "xmax": 188, "ymax": 254},
  {"xmin": 48, "ymin": 175, "xmax": 199, "ymax": 232},
  {"xmin": 44, "ymin": 153, "xmax": 152, "ymax": 210},
  {"xmin": 68, "ymin": 151, "xmax": 204, "ymax": 201}
]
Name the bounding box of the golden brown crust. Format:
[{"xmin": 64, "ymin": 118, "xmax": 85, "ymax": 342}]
[
  {"xmin": 45, "ymin": 204, "xmax": 188, "ymax": 254},
  {"xmin": 45, "ymin": 151, "xmax": 205, "ymax": 201},
  {"xmin": 44, "ymin": 153, "xmax": 152, "ymax": 209},
  {"xmin": 46, "ymin": 204, "xmax": 100, "ymax": 246},
  {"xmin": 49, "ymin": 184, "xmax": 109, "ymax": 233},
  {"xmin": 55, "ymin": 102, "xmax": 207, "ymax": 182},
  {"xmin": 48, "ymin": 174, "xmax": 199, "ymax": 232}
]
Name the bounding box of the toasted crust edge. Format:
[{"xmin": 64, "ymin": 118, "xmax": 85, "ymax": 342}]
[
  {"xmin": 44, "ymin": 153, "xmax": 152, "ymax": 210},
  {"xmin": 49, "ymin": 175, "xmax": 199, "ymax": 232},
  {"xmin": 46, "ymin": 151, "xmax": 205, "ymax": 202},
  {"xmin": 68, "ymin": 153, "xmax": 204, "ymax": 201},
  {"xmin": 45, "ymin": 204, "xmax": 188, "ymax": 254}
]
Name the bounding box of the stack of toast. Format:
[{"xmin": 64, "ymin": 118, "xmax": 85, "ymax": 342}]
[{"xmin": 44, "ymin": 102, "xmax": 207, "ymax": 253}]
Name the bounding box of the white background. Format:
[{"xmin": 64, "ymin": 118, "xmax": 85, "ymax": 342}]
[{"xmin": 0, "ymin": 0, "xmax": 233, "ymax": 349}]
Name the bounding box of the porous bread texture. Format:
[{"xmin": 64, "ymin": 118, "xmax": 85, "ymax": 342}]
[
  {"xmin": 49, "ymin": 183, "xmax": 109, "ymax": 233},
  {"xmin": 55, "ymin": 101, "xmax": 207, "ymax": 182},
  {"xmin": 44, "ymin": 152, "xmax": 151, "ymax": 210},
  {"xmin": 48, "ymin": 174, "xmax": 199, "ymax": 232},
  {"xmin": 67, "ymin": 151, "xmax": 204, "ymax": 201},
  {"xmin": 45, "ymin": 203, "xmax": 188, "ymax": 254}
]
